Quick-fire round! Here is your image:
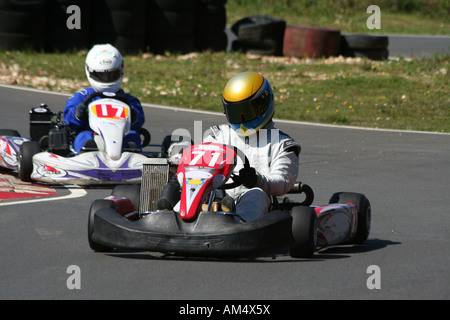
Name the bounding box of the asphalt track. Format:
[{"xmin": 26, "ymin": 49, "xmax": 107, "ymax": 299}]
[{"xmin": 0, "ymin": 84, "xmax": 448, "ymax": 301}]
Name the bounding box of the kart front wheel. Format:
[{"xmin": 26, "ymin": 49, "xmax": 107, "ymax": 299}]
[
  {"xmin": 18, "ymin": 141, "xmax": 41, "ymax": 182},
  {"xmin": 289, "ymin": 206, "xmax": 317, "ymax": 258},
  {"xmin": 88, "ymin": 199, "xmax": 116, "ymax": 252},
  {"xmin": 329, "ymin": 192, "xmax": 371, "ymax": 244}
]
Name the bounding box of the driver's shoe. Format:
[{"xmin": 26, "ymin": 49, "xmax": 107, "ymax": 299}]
[
  {"xmin": 221, "ymin": 196, "xmax": 236, "ymax": 213},
  {"xmin": 155, "ymin": 197, "xmax": 173, "ymax": 211}
]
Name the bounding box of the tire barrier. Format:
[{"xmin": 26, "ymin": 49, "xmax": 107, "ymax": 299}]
[
  {"xmin": 46, "ymin": 0, "xmax": 91, "ymax": 52},
  {"xmin": 283, "ymin": 25, "xmax": 341, "ymax": 58},
  {"xmin": 194, "ymin": 0, "xmax": 228, "ymax": 52},
  {"xmin": 231, "ymin": 15, "xmax": 286, "ymax": 56},
  {"xmin": 91, "ymin": 0, "xmax": 147, "ymax": 54},
  {"xmin": 0, "ymin": 0, "xmax": 228, "ymax": 54},
  {"xmin": 0, "ymin": 0, "xmax": 47, "ymax": 50},
  {"xmin": 1, "ymin": 1, "xmax": 390, "ymax": 60},
  {"xmin": 146, "ymin": 0, "xmax": 197, "ymax": 54},
  {"xmin": 340, "ymin": 33, "xmax": 389, "ymax": 60}
]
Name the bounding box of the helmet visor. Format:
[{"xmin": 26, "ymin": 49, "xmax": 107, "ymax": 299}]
[
  {"xmin": 88, "ymin": 68, "xmax": 122, "ymax": 83},
  {"xmin": 223, "ymin": 89, "xmax": 270, "ymax": 124}
]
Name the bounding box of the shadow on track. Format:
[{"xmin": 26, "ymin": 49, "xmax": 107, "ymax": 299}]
[{"xmin": 99, "ymin": 238, "xmax": 400, "ymax": 263}]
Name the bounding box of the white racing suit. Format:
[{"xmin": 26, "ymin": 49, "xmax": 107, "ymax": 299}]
[{"xmin": 203, "ymin": 121, "xmax": 301, "ymax": 222}]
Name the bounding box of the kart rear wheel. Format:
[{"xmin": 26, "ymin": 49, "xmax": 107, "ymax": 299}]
[
  {"xmin": 289, "ymin": 206, "xmax": 317, "ymax": 258},
  {"xmin": 329, "ymin": 192, "xmax": 371, "ymax": 244},
  {"xmin": 18, "ymin": 141, "xmax": 41, "ymax": 182},
  {"xmin": 88, "ymin": 199, "xmax": 117, "ymax": 252}
]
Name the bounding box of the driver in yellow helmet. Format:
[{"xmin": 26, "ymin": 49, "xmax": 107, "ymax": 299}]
[{"xmin": 204, "ymin": 72, "xmax": 301, "ymax": 222}]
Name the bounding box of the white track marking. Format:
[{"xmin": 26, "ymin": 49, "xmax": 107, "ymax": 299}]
[{"xmin": 0, "ymin": 185, "xmax": 86, "ymax": 207}]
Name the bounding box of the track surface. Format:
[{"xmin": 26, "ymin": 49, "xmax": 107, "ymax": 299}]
[{"xmin": 0, "ymin": 85, "xmax": 448, "ymax": 300}]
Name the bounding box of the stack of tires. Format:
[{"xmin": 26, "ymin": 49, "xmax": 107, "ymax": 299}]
[
  {"xmin": 283, "ymin": 25, "xmax": 341, "ymax": 58},
  {"xmin": 340, "ymin": 33, "xmax": 389, "ymax": 60},
  {"xmin": 194, "ymin": 0, "xmax": 227, "ymax": 52},
  {"xmin": 91, "ymin": 0, "xmax": 147, "ymax": 54},
  {"xmin": 0, "ymin": 0, "xmax": 47, "ymax": 50},
  {"xmin": 46, "ymin": 0, "xmax": 91, "ymax": 52},
  {"xmin": 230, "ymin": 15, "xmax": 286, "ymax": 56},
  {"xmin": 146, "ymin": 0, "xmax": 197, "ymax": 54}
]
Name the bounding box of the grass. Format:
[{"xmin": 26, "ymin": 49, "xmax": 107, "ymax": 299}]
[
  {"xmin": 0, "ymin": 1, "xmax": 449, "ymax": 133},
  {"xmin": 226, "ymin": 0, "xmax": 450, "ymax": 35},
  {"xmin": 1, "ymin": 50, "xmax": 448, "ymax": 133}
]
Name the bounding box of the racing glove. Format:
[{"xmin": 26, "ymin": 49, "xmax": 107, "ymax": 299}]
[
  {"xmin": 75, "ymin": 103, "xmax": 88, "ymax": 122},
  {"xmin": 239, "ymin": 167, "xmax": 258, "ymax": 189}
]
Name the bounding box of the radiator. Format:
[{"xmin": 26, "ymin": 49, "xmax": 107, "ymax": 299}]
[{"xmin": 139, "ymin": 158, "xmax": 170, "ymax": 213}]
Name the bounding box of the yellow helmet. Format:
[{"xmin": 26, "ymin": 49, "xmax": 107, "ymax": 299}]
[{"xmin": 222, "ymin": 72, "xmax": 274, "ymax": 136}]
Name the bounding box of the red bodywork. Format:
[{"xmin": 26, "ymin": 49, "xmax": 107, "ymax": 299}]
[{"xmin": 177, "ymin": 143, "xmax": 237, "ymax": 221}]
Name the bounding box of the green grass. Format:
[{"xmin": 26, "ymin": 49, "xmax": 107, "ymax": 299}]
[
  {"xmin": 1, "ymin": 50, "xmax": 448, "ymax": 133},
  {"xmin": 0, "ymin": 1, "xmax": 449, "ymax": 133},
  {"xmin": 226, "ymin": 0, "xmax": 450, "ymax": 35}
]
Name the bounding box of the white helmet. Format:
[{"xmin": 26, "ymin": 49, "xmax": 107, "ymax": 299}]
[{"xmin": 85, "ymin": 44, "xmax": 124, "ymax": 93}]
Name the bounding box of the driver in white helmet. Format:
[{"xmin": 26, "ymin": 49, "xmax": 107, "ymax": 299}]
[
  {"xmin": 203, "ymin": 71, "xmax": 301, "ymax": 222},
  {"xmin": 63, "ymin": 44, "xmax": 145, "ymax": 153}
]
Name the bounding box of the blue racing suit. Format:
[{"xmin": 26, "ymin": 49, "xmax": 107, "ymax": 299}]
[{"xmin": 63, "ymin": 88, "xmax": 145, "ymax": 152}]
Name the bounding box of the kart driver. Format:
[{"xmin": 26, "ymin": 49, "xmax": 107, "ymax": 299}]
[
  {"xmin": 203, "ymin": 71, "xmax": 301, "ymax": 222},
  {"xmin": 158, "ymin": 72, "xmax": 300, "ymax": 222},
  {"xmin": 63, "ymin": 44, "xmax": 145, "ymax": 153}
]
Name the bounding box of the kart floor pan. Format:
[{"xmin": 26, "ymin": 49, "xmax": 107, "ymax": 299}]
[{"xmin": 91, "ymin": 209, "xmax": 295, "ymax": 257}]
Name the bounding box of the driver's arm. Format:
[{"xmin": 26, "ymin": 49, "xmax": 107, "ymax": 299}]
[{"xmin": 63, "ymin": 91, "xmax": 90, "ymax": 130}]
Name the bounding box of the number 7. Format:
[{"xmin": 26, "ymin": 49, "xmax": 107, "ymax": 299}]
[{"xmin": 189, "ymin": 151, "xmax": 205, "ymax": 166}]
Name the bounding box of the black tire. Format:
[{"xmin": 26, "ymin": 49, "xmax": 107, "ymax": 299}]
[
  {"xmin": 149, "ymin": 10, "xmax": 195, "ymax": 35},
  {"xmin": 348, "ymin": 48, "xmax": 389, "ymax": 61},
  {"xmin": 0, "ymin": 129, "xmax": 21, "ymax": 137},
  {"xmin": 289, "ymin": 206, "xmax": 317, "ymax": 258},
  {"xmin": 18, "ymin": 141, "xmax": 41, "ymax": 182},
  {"xmin": 231, "ymin": 15, "xmax": 286, "ymax": 56},
  {"xmin": 340, "ymin": 33, "xmax": 389, "ymax": 60},
  {"xmin": 45, "ymin": 0, "xmax": 91, "ymax": 52},
  {"xmin": 139, "ymin": 128, "xmax": 151, "ymax": 148},
  {"xmin": 88, "ymin": 199, "xmax": 117, "ymax": 252},
  {"xmin": 150, "ymin": 0, "xmax": 197, "ymax": 12},
  {"xmin": 90, "ymin": 0, "xmax": 147, "ymax": 53},
  {"xmin": 194, "ymin": 3, "xmax": 226, "ymax": 32},
  {"xmin": 111, "ymin": 184, "xmax": 141, "ymax": 210},
  {"xmin": 329, "ymin": 192, "xmax": 371, "ymax": 244},
  {"xmin": 193, "ymin": 2, "xmax": 227, "ymax": 52},
  {"xmin": 341, "ymin": 34, "xmax": 388, "ymax": 50},
  {"xmin": 0, "ymin": 0, "xmax": 46, "ymax": 50}
]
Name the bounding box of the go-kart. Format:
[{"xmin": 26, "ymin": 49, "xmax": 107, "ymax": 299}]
[
  {"xmin": 88, "ymin": 143, "xmax": 371, "ymax": 258},
  {"xmin": 0, "ymin": 129, "xmax": 25, "ymax": 171},
  {"xmin": 0, "ymin": 92, "xmax": 168, "ymax": 185}
]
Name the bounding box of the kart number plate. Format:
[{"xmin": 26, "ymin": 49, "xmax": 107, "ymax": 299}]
[{"xmin": 91, "ymin": 104, "xmax": 129, "ymax": 120}]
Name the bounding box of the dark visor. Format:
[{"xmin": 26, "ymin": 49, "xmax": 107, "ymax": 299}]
[
  {"xmin": 89, "ymin": 68, "xmax": 122, "ymax": 83},
  {"xmin": 223, "ymin": 90, "xmax": 270, "ymax": 124}
]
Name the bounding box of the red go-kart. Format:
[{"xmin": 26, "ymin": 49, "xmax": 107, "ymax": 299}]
[{"xmin": 88, "ymin": 143, "xmax": 371, "ymax": 258}]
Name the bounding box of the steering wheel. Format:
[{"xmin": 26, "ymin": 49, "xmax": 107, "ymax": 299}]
[
  {"xmin": 82, "ymin": 91, "xmax": 130, "ymax": 106},
  {"xmin": 223, "ymin": 146, "xmax": 252, "ymax": 190}
]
